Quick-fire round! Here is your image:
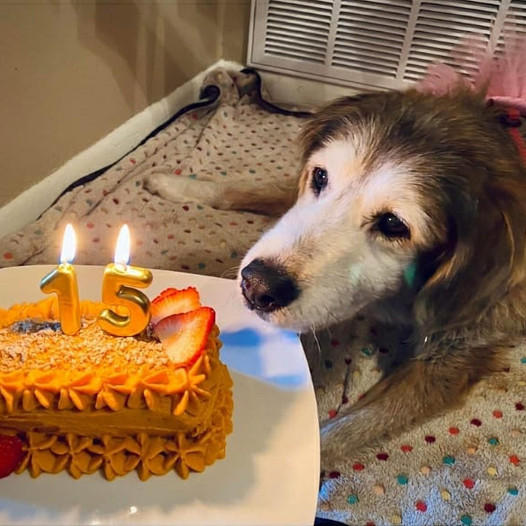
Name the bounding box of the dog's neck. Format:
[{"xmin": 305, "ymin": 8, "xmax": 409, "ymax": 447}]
[{"xmin": 363, "ymin": 279, "xmax": 526, "ymax": 362}]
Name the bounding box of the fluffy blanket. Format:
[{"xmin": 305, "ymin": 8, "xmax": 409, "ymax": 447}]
[{"xmin": 1, "ymin": 69, "xmax": 524, "ymax": 526}]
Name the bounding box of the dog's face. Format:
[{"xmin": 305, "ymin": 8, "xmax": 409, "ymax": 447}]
[
  {"xmin": 239, "ymin": 90, "xmax": 526, "ymax": 333},
  {"xmin": 240, "ymin": 140, "xmax": 439, "ymax": 331}
]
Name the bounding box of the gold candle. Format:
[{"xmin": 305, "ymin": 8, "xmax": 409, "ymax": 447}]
[
  {"xmin": 40, "ymin": 223, "xmax": 81, "ymax": 335},
  {"xmin": 98, "ymin": 225, "xmax": 153, "ymax": 336}
]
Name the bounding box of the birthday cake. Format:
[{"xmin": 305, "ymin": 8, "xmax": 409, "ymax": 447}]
[{"xmin": 0, "ymin": 288, "xmax": 233, "ymax": 481}]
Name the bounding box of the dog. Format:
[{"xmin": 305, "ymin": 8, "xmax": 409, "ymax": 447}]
[
  {"xmin": 146, "ymin": 45, "xmax": 526, "ymax": 462},
  {"xmin": 239, "ymin": 85, "xmax": 526, "ymax": 461}
]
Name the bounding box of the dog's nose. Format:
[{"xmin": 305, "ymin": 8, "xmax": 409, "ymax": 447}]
[{"xmin": 240, "ymin": 259, "xmax": 299, "ymax": 312}]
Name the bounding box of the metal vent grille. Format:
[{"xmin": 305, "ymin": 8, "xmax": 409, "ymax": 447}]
[
  {"xmin": 332, "ymin": 0, "xmax": 412, "ymax": 78},
  {"xmin": 403, "ymin": 1, "xmax": 500, "ymax": 81},
  {"xmin": 264, "ymin": 0, "xmax": 333, "ymax": 63},
  {"xmin": 496, "ymin": 0, "xmax": 526, "ymax": 54},
  {"xmin": 248, "ymin": 0, "xmax": 526, "ymax": 91}
]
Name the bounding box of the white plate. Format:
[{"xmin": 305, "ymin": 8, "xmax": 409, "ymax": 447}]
[{"xmin": 0, "ymin": 265, "xmax": 319, "ymax": 526}]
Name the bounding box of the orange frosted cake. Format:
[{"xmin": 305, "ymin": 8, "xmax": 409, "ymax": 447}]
[{"xmin": 0, "ymin": 289, "xmax": 233, "ymax": 481}]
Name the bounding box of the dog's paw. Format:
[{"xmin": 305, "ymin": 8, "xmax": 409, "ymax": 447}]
[
  {"xmin": 320, "ymin": 434, "xmax": 345, "ymax": 467},
  {"xmin": 320, "ymin": 415, "xmax": 361, "ymax": 465},
  {"xmin": 144, "ymin": 173, "xmax": 173, "ymax": 198},
  {"xmin": 144, "ymin": 175, "xmax": 222, "ymax": 208}
]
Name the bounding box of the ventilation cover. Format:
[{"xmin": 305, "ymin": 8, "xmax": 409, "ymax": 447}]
[{"xmin": 248, "ymin": 0, "xmax": 526, "ymax": 90}]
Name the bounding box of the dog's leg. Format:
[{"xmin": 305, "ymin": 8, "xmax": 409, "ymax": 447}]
[
  {"xmin": 144, "ymin": 174, "xmax": 296, "ymax": 216},
  {"xmin": 321, "ymin": 347, "xmax": 506, "ymax": 461}
]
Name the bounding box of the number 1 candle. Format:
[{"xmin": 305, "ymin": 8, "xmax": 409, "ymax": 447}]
[
  {"xmin": 98, "ymin": 225, "xmax": 153, "ymax": 336},
  {"xmin": 40, "ymin": 224, "xmax": 81, "ymax": 335}
]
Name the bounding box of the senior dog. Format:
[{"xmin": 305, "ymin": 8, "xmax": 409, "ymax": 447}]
[{"xmin": 147, "ymin": 41, "xmax": 526, "ymax": 460}]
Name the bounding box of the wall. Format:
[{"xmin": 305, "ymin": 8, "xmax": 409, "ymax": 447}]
[{"xmin": 0, "ymin": 0, "xmax": 250, "ymax": 208}]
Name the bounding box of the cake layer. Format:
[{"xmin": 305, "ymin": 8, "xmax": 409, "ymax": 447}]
[
  {"xmin": 6, "ymin": 376, "xmax": 233, "ymax": 480},
  {"xmin": 1, "ymin": 363, "xmax": 231, "ymax": 437},
  {"xmin": 0, "ymin": 297, "xmax": 218, "ymax": 374}
]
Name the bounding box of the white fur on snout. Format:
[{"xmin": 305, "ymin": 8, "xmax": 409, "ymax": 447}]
[
  {"xmin": 241, "ymin": 140, "xmax": 361, "ymax": 266},
  {"xmin": 239, "ymin": 138, "xmax": 422, "ymax": 332}
]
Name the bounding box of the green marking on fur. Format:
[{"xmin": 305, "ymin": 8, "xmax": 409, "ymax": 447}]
[
  {"xmin": 346, "ymin": 494, "xmax": 359, "ymax": 504},
  {"xmin": 361, "ymin": 347, "xmax": 373, "ymax": 356},
  {"xmin": 404, "ymin": 262, "xmax": 417, "ymax": 287}
]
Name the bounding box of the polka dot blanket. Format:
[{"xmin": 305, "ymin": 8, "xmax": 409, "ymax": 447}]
[{"xmin": 1, "ymin": 68, "xmax": 525, "ymax": 525}]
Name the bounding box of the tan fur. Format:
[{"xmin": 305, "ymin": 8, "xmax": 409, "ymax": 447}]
[
  {"xmin": 145, "ymin": 175, "xmax": 297, "ymax": 216},
  {"xmin": 218, "ymin": 183, "xmax": 297, "ymax": 216}
]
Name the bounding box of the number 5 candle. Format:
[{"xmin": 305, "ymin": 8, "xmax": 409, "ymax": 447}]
[
  {"xmin": 98, "ymin": 225, "xmax": 153, "ymax": 336},
  {"xmin": 40, "ymin": 224, "xmax": 81, "ymax": 335}
]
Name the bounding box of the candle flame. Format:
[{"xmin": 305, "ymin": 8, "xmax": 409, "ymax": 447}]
[
  {"xmin": 60, "ymin": 224, "xmax": 76, "ymax": 264},
  {"xmin": 114, "ymin": 224, "xmax": 130, "ymax": 266}
]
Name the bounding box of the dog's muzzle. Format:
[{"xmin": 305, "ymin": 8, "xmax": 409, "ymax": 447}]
[{"xmin": 240, "ymin": 258, "xmax": 299, "ymax": 313}]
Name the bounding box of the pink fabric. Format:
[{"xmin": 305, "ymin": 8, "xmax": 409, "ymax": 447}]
[{"xmin": 416, "ymin": 37, "xmax": 526, "ymax": 116}]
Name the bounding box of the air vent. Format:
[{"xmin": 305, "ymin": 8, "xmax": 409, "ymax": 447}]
[
  {"xmin": 332, "ymin": 0, "xmax": 412, "ymax": 78},
  {"xmin": 403, "ymin": 1, "xmax": 500, "ymax": 81},
  {"xmin": 248, "ymin": 0, "xmax": 526, "ymax": 91},
  {"xmin": 496, "ymin": 0, "xmax": 526, "ymax": 54},
  {"xmin": 264, "ymin": 1, "xmax": 333, "ymax": 63}
]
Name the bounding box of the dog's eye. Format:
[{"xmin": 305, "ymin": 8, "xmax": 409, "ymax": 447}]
[
  {"xmin": 311, "ymin": 167, "xmax": 328, "ymax": 195},
  {"xmin": 376, "ymin": 213, "xmax": 410, "ymax": 239}
]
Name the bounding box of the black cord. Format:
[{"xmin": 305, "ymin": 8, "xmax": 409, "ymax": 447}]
[
  {"xmin": 241, "ymin": 67, "xmax": 313, "ymax": 118},
  {"xmin": 43, "ymin": 84, "xmax": 221, "ymax": 214},
  {"xmin": 314, "ymin": 518, "xmax": 347, "ymax": 526}
]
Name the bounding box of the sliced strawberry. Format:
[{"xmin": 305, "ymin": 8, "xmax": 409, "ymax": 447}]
[
  {"xmin": 0, "ymin": 435, "xmax": 24, "ymax": 478},
  {"xmin": 154, "ymin": 307, "xmax": 215, "ymax": 365},
  {"xmin": 157, "ymin": 288, "xmax": 179, "ymax": 299},
  {"xmin": 150, "ymin": 287, "xmax": 201, "ymax": 325}
]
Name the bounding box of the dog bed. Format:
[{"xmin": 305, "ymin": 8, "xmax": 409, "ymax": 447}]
[{"xmin": 1, "ymin": 68, "xmax": 525, "ymax": 525}]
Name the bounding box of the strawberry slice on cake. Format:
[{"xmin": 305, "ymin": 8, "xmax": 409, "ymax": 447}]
[
  {"xmin": 150, "ymin": 287, "xmax": 201, "ymax": 326},
  {"xmin": 154, "ymin": 307, "xmax": 215, "ymax": 365},
  {"xmin": 0, "ymin": 435, "xmax": 24, "ymax": 478}
]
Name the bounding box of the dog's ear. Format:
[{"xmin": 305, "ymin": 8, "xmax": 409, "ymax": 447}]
[{"xmin": 414, "ymin": 176, "xmax": 526, "ymax": 336}]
